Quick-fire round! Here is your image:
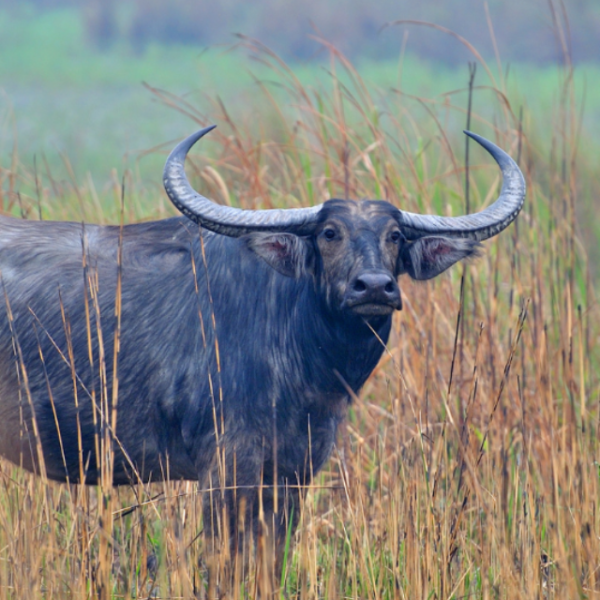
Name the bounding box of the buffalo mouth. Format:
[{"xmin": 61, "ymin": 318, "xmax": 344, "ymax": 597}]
[
  {"xmin": 350, "ymin": 302, "xmax": 397, "ymax": 316},
  {"xmin": 343, "ymin": 294, "xmax": 403, "ymax": 316}
]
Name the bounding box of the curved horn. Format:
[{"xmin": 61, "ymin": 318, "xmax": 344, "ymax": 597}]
[
  {"xmin": 163, "ymin": 126, "xmax": 323, "ymax": 237},
  {"xmin": 398, "ymin": 132, "xmax": 525, "ymax": 241}
]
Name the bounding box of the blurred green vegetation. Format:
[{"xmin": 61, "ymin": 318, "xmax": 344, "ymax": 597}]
[
  {"xmin": 3, "ymin": 0, "xmax": 600, "ymax": 64},
  {"xmin": 1, "ymin": 6, "xmax": 599, "ymax": 188}
]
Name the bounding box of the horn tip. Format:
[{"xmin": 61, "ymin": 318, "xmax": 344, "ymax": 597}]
[
  {"xmin": 463, "ymin": 130, "xmax": 481, "ymax": 142},
  {"xmin": 165, "ymin": 125, "xmax": 218, "ymax": 169},
  {"xmin": 463, "ymin": 130, "xmax": 503, "ymax": 156},
  {"xmin": 183, "ymin": 124, "xmax": 218, "ymax": 147},
  {"xmin": 191, "ymin": 124, "xmax": 217, "ymax": 141}
]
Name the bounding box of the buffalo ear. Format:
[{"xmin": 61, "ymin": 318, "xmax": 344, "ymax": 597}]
[
  {"xmin": 246, "ymin": 233, "xmax": 314, "ymax": 278},
  {"xmin": 398, "ymin": 236, "xmax": 481, "ymax": 280}
]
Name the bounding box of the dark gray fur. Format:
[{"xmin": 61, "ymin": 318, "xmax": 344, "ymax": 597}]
[{"xmin": 0, "ymin": 199, "xmax": 478, "ymax": 549}]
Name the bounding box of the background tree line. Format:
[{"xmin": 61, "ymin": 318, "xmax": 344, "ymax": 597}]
[{"xmin": 5, "ymin": 0, "xmax": 599, "ymax": 64}]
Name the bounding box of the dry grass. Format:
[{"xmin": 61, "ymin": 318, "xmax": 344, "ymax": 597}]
[{"xmin": 1, "ymin": 34, "xmax": 599, "ymax": 600}]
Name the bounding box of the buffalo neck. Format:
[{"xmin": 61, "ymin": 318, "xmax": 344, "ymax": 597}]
[
  {"xmin": 196, "ymin": 233, "xmax": 392, "ymax": 413},
  {"xmin": 295, "ymin": 281, "xmax": 392, "ymax": 397}
]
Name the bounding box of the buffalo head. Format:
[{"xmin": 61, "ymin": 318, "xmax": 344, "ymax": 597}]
[{"xmin": 164, "ymin": 126, "xmax": 525, "ymax": 318}]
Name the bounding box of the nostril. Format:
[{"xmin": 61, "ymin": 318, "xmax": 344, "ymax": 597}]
[
  {"xmin": 353, "ymin": 280, "xmax": 367, "ymax": 292},
  {"xmin": 384, "ymin": 281, "xmax": 395, "ymax": 294}
]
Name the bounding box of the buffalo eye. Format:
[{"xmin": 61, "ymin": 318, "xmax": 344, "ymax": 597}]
[
  {"xmin": 390, "ymin": 230, "xmax": 402, "ymax": 244},
  {"xmin": 323, "ymin": 228, "xmax": 337, "ymax": 241}
]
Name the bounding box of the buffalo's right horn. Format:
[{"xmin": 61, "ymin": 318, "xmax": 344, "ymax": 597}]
[{"xmin": 163, "ymin": 126, "xmax": 324, "ymax": 237}]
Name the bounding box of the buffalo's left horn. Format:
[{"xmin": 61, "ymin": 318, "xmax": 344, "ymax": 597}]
[
  {"xmin": 398, "ymin": 131, "xmax": 526, "ymax": 241},
  {"xmin": 163, "ymin": 126, "xmax": 324, "ymax": 237}
]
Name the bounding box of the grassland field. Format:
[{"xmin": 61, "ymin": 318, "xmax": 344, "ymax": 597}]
[{"xmin": 1, "ymin": 5, "xmax": 600, "ymax": 599}]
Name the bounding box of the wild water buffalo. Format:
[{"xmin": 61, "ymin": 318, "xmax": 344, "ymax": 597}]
[{"xmin": 0, "ymin": 126, "xmax": 525, "ymax": 552}]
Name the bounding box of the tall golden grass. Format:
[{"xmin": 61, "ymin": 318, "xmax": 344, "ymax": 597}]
[{"xmin": 0, "ymin": 29, "xmax": 599, "ymax": 599}]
